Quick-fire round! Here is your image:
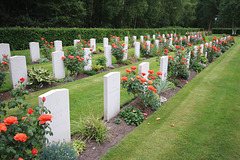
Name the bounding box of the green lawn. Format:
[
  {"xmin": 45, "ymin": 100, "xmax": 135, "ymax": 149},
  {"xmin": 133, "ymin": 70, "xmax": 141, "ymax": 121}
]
[{"xmin": 101, "ymin": 36, "xmax": 240, "ymax": 160}]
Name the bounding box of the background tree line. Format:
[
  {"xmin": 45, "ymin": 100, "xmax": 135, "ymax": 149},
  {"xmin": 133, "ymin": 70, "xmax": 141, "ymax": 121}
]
[{"xmin": 0, "ymin": 0, "xmax": 239, "ymax": 29}]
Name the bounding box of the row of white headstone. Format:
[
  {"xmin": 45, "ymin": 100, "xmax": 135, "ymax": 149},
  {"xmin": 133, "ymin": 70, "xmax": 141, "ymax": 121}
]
[{"xmin": 39, "ymin": 55, "xmax": 169, "ymax": 143}]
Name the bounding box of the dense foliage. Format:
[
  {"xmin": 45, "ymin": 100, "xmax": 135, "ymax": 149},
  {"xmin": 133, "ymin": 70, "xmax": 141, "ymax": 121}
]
[
  {"xmin": 0, "ymin": 0, "xmax": 239, "ymax": 29},
  {"xmin": 0, "ymin": 27, "xmax": 202, "ymax": 50}
]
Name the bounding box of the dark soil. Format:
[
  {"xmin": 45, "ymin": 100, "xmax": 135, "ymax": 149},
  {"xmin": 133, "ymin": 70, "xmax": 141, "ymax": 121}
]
[{"xmin": 78, "ymin": 70, "xmax": 198, "ymax": 160}]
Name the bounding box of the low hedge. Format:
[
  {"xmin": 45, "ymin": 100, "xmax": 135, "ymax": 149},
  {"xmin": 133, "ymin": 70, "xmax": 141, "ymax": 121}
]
[
  {"xmin": 0, "ymin": 27, "xmax": 203, "ymax": 50},
  {"xmin": 212, "ymin": 28, "xmax": 239, "ymax": 34}
]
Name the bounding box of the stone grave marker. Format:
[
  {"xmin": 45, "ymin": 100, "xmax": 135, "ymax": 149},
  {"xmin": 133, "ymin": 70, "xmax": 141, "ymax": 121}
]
[
  {"xmin": 133, "ymin": 36, "xmax": 137, "ymax": 46},
  {"xmin": 104, "ymin": 45, "xmax": 112, "ymax": 67},
  {"xmin": 104, "ymin": 72, "xmax": 120, "ymax": 121},
  {"xmin": 39, "ymin": 88, "xmax": 70, "ymax": 143},
  {"xmin": 103, "ymin": 38, "xmax": 108, "ymax": 48},
  {"xmin": 186, "ymin": 51, "xmax": 191, "ymax": 69},
  {"xmin": 124, "ymin": 36, "xmax": 128, "ymax": 47},
  {"xmin": 9, "ymin": 56, "xmax": 27, "ymax": 89},
  {"xmin": 52, "ymin": 51, "xmax": 65, "ymax": 79},
  {"xmin": 140, "ymin": 36, "xmax": 144, "ymax": 43},
  {"xmin": 122, "ymin": 44, "xmax": 128, "ymax": 61},
  {"xmin": 146, "ymin": 40, "xmax": 151, "ymax": 54},
  {"xmin": 90, "ymin": 38, "xmax": 96, "ymax": 52},
  {"xmin": 0, "ymin": 43, "xmax": 11, "ymax": 61},
  {"xmin": 139, "ymin": 62, "xmax": 149, "ymax": 79},
  {"xmin": 54, "ymin": 40, "xmax": 62, "ymax": 51},
  {"xmin": 29, "ymin": 42, "xmax": 40, "ymax": 62},
  {"xmin": 160, "ymin": 56, "xmax": 168, "ymax": 81},
  {"xmin": 135, "ymin": 42, "xmax": 140, "ymax": 58},
  {"xmin": 74, "ymin": 39, "xmax": 80, "ymax": 47},
  {"xmin": 84, "ymin": 48, "xmax": 92, "ymax": 71}
]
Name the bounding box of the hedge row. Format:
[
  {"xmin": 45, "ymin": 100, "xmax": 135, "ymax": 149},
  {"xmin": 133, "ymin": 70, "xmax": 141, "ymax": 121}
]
[
  {"xmin": 0, "ymin": 27, "xmax": 203, "ymax": 50},
  {"xmin": 212, "ymin": 28, "xmax": 239, "ymax": 34}
]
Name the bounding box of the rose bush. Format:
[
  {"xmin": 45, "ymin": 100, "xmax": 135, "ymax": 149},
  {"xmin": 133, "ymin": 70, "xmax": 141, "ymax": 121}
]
[
  {"xmin": 0, "ymin": 55, "xmax": 9, "ymax": 88},
  {"xmin": 0, "ymin": 78, "xmax": 53, "ymax": 159}
]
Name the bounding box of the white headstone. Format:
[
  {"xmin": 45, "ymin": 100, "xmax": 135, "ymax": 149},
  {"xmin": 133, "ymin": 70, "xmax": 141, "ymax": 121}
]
[
  {"xmin": 103, "ymin": 38, "xmax": 108, "ymax": 48},
  {"xmin": 38, "ymin": 89, "xmax": 70, "ymax": 143},
  {"xmin": 138, "ymin": 62, "xmax": 149, "ymax": 79},
  {"xmin": 171, "ymin": 34, "xmax": 173, "ymax": 39},
  {"xmin": 54, "ymin": 40, "xmax": 62, "ymax": 51},
  {"xmin": 9, "ymin": 56, "xmax": 27, "ymax": 89},
  {"xmin": 84, "ymin": 48, "xmax": 92, "ymax": 71},
  {"xmin": 135, "ymin": 42, "xmax": 140, "ymax": 58},
  {"xmin": 124, "ymin": 36, "xmax": 128, "ymax": 47},
  {"xmin": 160, "ymin": 56, "xmax": 168, "ymax": 81},
  {"xmin": 29, "ymin": 42, "xmax": 40, "ymax": 62},
  {"xmin": 169, "ymin": 38, "xmax": 173, "ymax": 45},
  {"xmin": 188, "ymin": 36, "xmax": 191, "ymax": 42},
  {"xmin": 146, "ymin": 41, "xmax": 151, "ymax": 54},
  {"xmin": 74, "ymin": 39, "xmax": 80, "ymax": 47},
  {"xmin": 194, "ymin": 46, "xmax": 198, "ymax": 56},
  {"xmin": 122, "ymin": 44, "xmax": 128, "ymax": 61},
  {"xmin": 104, "ymin": 45, "xmax": 112, "ymax": 67},
  {"xmin": 133, "ymin": 36, "xmax": 137, "ymax": 46},
  {"xmin": 155, "ymin": 40, "xmax": 159, "ymax": 48},
  {"xmin": 90, "ymin": 38, "xmax": 96, "ymax": 52},
  {"xmin": 153, "ymin": 35, "xmax": 156, "ymax": 39},
  {"xmin": 162, "ymin": 34, "xmax": 165, "ymax": 39},
  {"xmin": 186, "ymin": 51, "xmax": 191, "ymax": 69},
  {"xmin": 147, "ymin": 35, "xmax": 150, "ymax": 40},
  {"xmin": 104, "ymin": 72, "xmax": 120, "ymax": 121},
  {"xmin": 210, "ymin": 41, "xmax": 212, "ymax": 47},
  {"xmin": 140, "ymin": 36, "xmax": 144, "ymax": 43},
  {"xmin": 0, "ymin": 43, "xmax": 11, "ymax": 61},
  {"xmin": 200, "ymin": 44, "xmax": 204, "ymax": 54},
  {"xmin": 52, "ymin": 51, "xmax": 65, "ymax": 79}
]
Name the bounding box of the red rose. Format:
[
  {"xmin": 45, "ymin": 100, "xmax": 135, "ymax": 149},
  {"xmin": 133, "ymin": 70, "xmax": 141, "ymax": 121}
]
[
  {"xmin": 32, "ymin": 148, "xmax": 38, "ymax": 155},
  {"xmin": 42, "ymin": 97, "xmax": 46, "ymax": 102},
  {"xmin": 130, "ymin": 66, "xmax": 137, "ymax": 71},
  {"xmin": 20, "ymin": 77, "xmax": 25, "ymax": 82},
  {"xmin": 28, "ymin": 108, "xmax": 34, "ymax": 114}
]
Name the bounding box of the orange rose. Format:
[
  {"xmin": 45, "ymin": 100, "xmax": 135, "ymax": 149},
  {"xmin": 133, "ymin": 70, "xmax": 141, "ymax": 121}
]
[
  {"xmin": 14, "ymin": 133, "xmax": 28, "ymax": 142},
  {"xmin": 38, "ymin": 114, "xmax": 53, "ymax": 124},
  {"xmin": 156, "ymin": 71, "xmax": 162, "ymax": 76},
  {"xmin": 0, "ymin": 123, "xmax": 7, "ymax": 132},
  {"xmin": 4, "ymin": 116, "xmax": 18, "ymax": 125},
  {"xmin": 125, "ymin": 69, "xmax": 131, "ymax": 73},
  {"xmin": 148, "ymin": 80, "xmax": 153, "ymax": 84},
  {"xmin": 121, "ymin": 77, "xmax": 128, "ymax": 81}
]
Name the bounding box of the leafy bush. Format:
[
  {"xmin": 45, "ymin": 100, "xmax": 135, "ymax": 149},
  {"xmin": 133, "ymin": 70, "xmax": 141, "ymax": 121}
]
[
  {"xmin": 97, "ymin": 47, "xmax": 104, "ymax": 52},
  {"xmin": 119, "ymin": 106, "xmax": 144, "ymax": 126},
  {"xmin": 0, "ymin": 79, "xmax": 53, "ymax": 159},
  {"xmin": 0, "ymin": 55, "xmax": 9, "ymax": 88},
  {"xmin": 111, "ymin": 37, "xmax": 125, "ymax": 62},
  {"xmin": 73, "ymin": 115, "xmax": 109, "ymax": 143},
  {"xmin": 190, "ymin": 62, "xmax": 205, "ymax": 73},
  {"xmin": 41, "ymin": 141, "xmax": 77, "ymax": 160},
  {"xmin": 95, "ymin": 56, "xmax": 107, "ymax": 68},
  {"xmin": 121, "ymin": 66, "xmax": 174, "ymax": 110},
  {"xmin": 40, "ymin": 37, "xmax": 53, "ymax": 59},
  {"xmin": 71, "ymin": 140, "xmax": 86, "ymax": 156},
  {"xmin": 122, "ymin": 59, "xmax": 132, "ymax": 65},
  {"xmin": 114, "ymin": 118, "xmax": 122, "ymax": 125},
  {"xmin": 92, "ymin": 64, "xmax": 105, "ymax": 73},
  {"xmin": 27, "ymin": 67, "xmax": 55, "ymax": 90},
  {"xmin": 83, "ymin": 70, "xmax": 97, "ymax": 76},
  {"xmin": 62, "ymin": 47, "xmax": 88, "ymax": 75},
  {"xmin": 37, "ymin": 58, "xmax": 49, "ymax": 64}
]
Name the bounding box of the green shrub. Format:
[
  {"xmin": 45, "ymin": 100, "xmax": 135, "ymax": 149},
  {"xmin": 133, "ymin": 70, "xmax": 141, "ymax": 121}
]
[
  {"xmin": 92, "ymin": 64, "xmax": 105, "ymax": 73},
  {"xmin": 0, "ymin": 27, "xmax": 203, "ymax": 50},
  {"xmin": 122, "ymin": 59, "xmax": 132, "ymax": 65},
  {"xmin": 119, "ymin": 106, "xmax": 144, "ymax": 126},
  {"xmin": 39, "ymin": 38, "xmax": 53, "ymax": 59},
  {"xmin": 37, "ymin": 58, "xmax": 49, "ymax": 64},
  {"xmin": 83, "ymin": 70, "xmax": 97, "ymax": 76},
  {"xmin": 73, "ymin": 115, "xmax": 109, "ymax": 143},
  {"xmin": 71, "ymin": 139, "xmax": 86, "ymax": 156},
  {"xmin": 95, "ymin": 56, "xmax": 107, "ymax": 68},
  {"xmin": 41, "ymin": 141, "xmax": 77, "ymax": 160},
  {"xmin": 114, "ymin": 118, "xmax": 122, "ymax": 125},
  {"xmin": 62, "ymin": 47, "xmax": 87, "ymax": 75},
  {"xmin": 0, "ymin": 55, "xmax": 9, "ymax": 88},
  {"xmin": 97, "ymin": 47, "xmax": 104, "ymax": 52},
  {"xmin": 27, "ymin": 67, "xmax": 55, "ymax": 90}
]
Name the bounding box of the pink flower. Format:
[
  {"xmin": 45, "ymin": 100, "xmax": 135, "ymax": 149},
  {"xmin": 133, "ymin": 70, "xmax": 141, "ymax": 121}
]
[{"xmin": 143, "ymin": 113, "xmax": 147, "ymax": 116}]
